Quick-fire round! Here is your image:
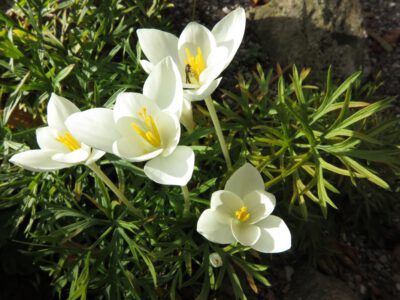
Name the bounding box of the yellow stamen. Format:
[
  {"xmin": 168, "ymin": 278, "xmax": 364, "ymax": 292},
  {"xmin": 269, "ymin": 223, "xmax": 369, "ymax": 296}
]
[
  {"xmin": 131, "ymin": 107, "xmax": 161, "ymax": 148},
  {"xmin": 235, "ymin": 206, "xmax": 250, "ymax": 222},
  {"xmin": 56, "ymin": 132, "xmax": 81, "ymax": 151},
  {"xmin": 184, "ymin": 47, "xmax": 205, "ymax": 82}
]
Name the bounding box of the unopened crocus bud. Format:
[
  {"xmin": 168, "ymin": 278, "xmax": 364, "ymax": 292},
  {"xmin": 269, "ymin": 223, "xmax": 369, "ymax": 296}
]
[{"xmin": 209, "ymin": 252, "xmax": 223, "ymax": 268}]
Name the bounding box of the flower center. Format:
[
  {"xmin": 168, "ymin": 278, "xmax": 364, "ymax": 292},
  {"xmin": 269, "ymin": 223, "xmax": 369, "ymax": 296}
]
[
  {"xmin": 235, "ymin": 206, "xmax": 250, "ymax": 222},
  {"xmin": 131, "ymin": 107, "xmax": 161, "ymax": 148},
  {"xmin": 184, "ymin": 47, "xmax": 205, "ymax": 84},
  {"xmin": 56, "ymin": 132, "xmax": 81, "ymax": 151}
]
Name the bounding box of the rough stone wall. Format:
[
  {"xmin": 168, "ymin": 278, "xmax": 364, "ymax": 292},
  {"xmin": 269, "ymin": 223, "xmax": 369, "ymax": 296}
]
[{"xmin": 249, "ymin": 0, "xmax": 370, "ymax": 79}]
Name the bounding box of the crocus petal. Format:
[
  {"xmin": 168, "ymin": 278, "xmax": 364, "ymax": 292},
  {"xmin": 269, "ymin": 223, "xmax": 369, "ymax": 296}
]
[
  {"xmin": 199, "ymin": 46, "xmax": 229, "ymax": 83},
  {"xmin": 243, "ymin": 190, "xmax": 276, "ymax": 224},
  {"xmin": 113, "ymin": 136, "xmax": 162, "ymax": 162},
  {"xmin": 178, "ymin": 22, "xmax": 216, "ymax": 64},
  {"xmin": 47, "ymin": 93, "xmax": 80, "ymax": 131},
  {"xmin": 114, "ymin": 115, "xmax": 159, "ymax": 157},
  {"xmin": 113, "ymin": 92, "xmax": 160, "ymax": 122},
  {"xmin": 143, "ymin": 57, "xmax": 183, "ymax": 117},
  {"xmin": 65, "ymin": 108, "xmax": 119, "ymax": 154},
  {"xmin": 231, "ymin": 221, "xmax": 261, "ymax": 246},
  {"xmin": 144, "ymin": 146, "xmax": 194, "ymax": 186},
  {"xmin": 140, "ymin": 60, "xmax": 154, "ymax": 74},
  {"xmin": 137, "ymin": 29, "xmax": 179, "ymax": 65},
  {"xmin": 197, "ymin": 209, "xmax": 236, "ymax": 244},
  {"xmin": 252, "ymin": 215, "xmax": 291, "ymax": 253},
  {"xmin": 85, "ymin": 149, "xmax": 105, "ymax": 165},
  {"xmin": 225, "ymin": 163, "xmax": 265, "ymax": 198},
  {"xmin": 9, "ymin": 150, "xmax": 70, "ymax": 172},
  {"xmin": 36, "ymin": 127, "xmax": 68, "ymax": 152},
  {"xmin": 211, "ymin": 7, "xmax": 246, "ymax": 68},
  {"xmin": 183, "ymin": 78, "xmax": 222, "ymax": 101},
  {"xmin": 52, "ymin": 146, "xmax": 90, "ymax": 164},
  {"xmin": 156, "ymin": 112, "xmax": 180, "ymax": 157},
  {"xmin": 180, "ymin": 98, "xmax": 196, "ymax": 131},
  {"xmin": 210, "ymin": 190, "xmax": 244, "ymax": 219}
]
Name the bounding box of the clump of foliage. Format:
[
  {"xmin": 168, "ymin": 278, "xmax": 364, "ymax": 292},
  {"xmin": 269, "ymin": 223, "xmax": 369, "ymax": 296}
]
[
  {"xmin": 1, "ymin": 1, "xmax": 399, "ymax": 299},
  {"xmin": 224, "ymin": 65, "xmax": 398, "ymax": 218}
]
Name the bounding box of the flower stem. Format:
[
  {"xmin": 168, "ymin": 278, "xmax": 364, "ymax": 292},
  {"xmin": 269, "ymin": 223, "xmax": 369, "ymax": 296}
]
[
  {"xmin": 87, "ymin": 163, "xmax": 141, "ymax": 217},
  {"xmin": 204, "ymin": 96, "xmax": 232, "ymax": 170},
  {"xmin": 181, "ymin": 185, "xmax": 191, "ymax": 216}
]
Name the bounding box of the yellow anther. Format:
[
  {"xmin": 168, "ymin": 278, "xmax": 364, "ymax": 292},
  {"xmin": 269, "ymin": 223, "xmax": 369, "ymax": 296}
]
[
  {"xmin": 184, "ymin": 47, "xmax": 205, "ymax": 82},
  {"xmin": 131, "ymin": 107, "xmax": 161, "ymax": 148},
  {"xmin": 235, "ymin": 206, "xmax": 250, "ymax": 222},
  {"xmin": 56, "ymin": 132, "xmax": 81, "ymax": 151}
]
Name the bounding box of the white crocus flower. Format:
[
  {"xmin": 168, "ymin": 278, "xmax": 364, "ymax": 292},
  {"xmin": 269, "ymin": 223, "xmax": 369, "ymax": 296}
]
[
  {"xmin": 197, "ymin": 163, "xmax": 291, "ymax": 253},
  {"xmin": 9, "ymin": 94, "xmax": 105, "ymax": 172},
  {"xmin": 137, "ymin": 7, "xmax": 246, "ymax": 128},
  {"xmin": 65, "ymin": 57, "xmax": 195, "ymax": 186}
]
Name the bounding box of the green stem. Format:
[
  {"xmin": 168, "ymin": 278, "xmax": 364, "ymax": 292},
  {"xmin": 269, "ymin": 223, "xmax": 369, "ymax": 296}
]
[
  {"xmin": 87, "ymin": 163, "xmax": 141, "ymax": 217},
  {"xmin": 204, "ymin": 96, "xmax": 232, "ymax": 170},
  {"xmin": 181, "ymin": 185, "xmax": 191, "ymax": 216}
]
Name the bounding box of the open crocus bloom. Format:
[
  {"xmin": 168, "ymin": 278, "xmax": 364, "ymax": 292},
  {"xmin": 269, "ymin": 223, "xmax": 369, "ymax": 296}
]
[
  {"xmin": 9, "ymin": 94, "xmax": 105, "ymax": 172},
  {"xmin": 137, "ymin": 7, "xmax": 246, "ymax": 128},
  {"xmin": 197, "ymin": 163, "xmax": 291, "ymax": 253},
  {"xmin": 66, "ymin": 57, "xmax": 195, "ymax": 186}
]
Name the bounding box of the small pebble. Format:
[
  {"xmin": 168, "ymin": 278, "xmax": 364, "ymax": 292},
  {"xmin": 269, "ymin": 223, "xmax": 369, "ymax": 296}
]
[
  {"xmin": 379, "ymin": 255, "xmax": 388, "ymax": 264},
  {"xmin": 375, "ymin": 263, "xmax": 383, "ymax": 271},
  {"xmin": 360, "ymin": 284, "xmax": 367, "ymax": 294},
  {"xmin": 284, "ymin": 265, "xmax": 295, "ymax": 282},
  {"xmin": 222, "ymin": 6, "xmax": 231, "ymax": 14}
]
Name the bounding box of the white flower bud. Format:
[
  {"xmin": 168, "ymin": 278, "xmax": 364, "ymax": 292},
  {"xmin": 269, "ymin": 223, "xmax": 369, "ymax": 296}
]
[{"xmin": 209, "ymin": 252, "xmax": 223, "ymax": 268}]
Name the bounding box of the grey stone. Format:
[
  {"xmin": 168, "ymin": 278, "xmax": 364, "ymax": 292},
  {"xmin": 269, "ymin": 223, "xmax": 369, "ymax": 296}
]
[
  {"xmin": 248, "ymin": 0, "xmax": 370, "ymax": 80},
  {"xmin": 286, "ymin": 267, "xmax": 360, "ymax": 300},
  {"xmin": 285, "ymin": 265, "xmax": 295, "ymax": 281},
  {"xmin": 359, "ymin": 284, "xmax": 367, "ymax": 294},
  {"xmin": 379, "ymin": 255, "xmax": 388, "ymax": 264}
]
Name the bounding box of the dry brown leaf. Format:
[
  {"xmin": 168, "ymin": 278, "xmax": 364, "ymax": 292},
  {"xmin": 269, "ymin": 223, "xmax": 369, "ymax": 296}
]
[
  {"xmin": 249, "ymin": 0, "xmax": 269, "ymax": 8},
  {"xmin": 276, "ymin": 63, "xmax": 283, "ymax": 77},
  {"xmin": 245, "ymin": 270, "xmax": 259, "ymax": 294},
  {"xmin": 3, "ymin": 107, "xmax": 41, "ymax": 129}
]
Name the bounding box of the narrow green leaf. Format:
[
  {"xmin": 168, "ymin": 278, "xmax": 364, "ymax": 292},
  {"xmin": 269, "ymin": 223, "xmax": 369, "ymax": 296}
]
[
  {"xmin": 325, "ymin": 85, "xmax": 352, "ymax": 132},
  {"xmin": 2, "ymin": 71, "xmax": 30, "ymax": 125},
  {"xmin": 312, "ymin": 71, "xmax": 361, "ymax": 123},
  {"xmin": 342, "ymin": 149, "xmax": 400, "ymax": 164},
  {"xmin": 253, "ymin": 272, "xmax": 271, "ymax": 287},
  {"xmin": 226, "ymin": 263, "xmax": 247, "ymax": 300},
  {"xmin": 291, "ymin": 65, "xmax": 306, "ymax": 104},
  {"xmin": 0, "ymin": 39, "xmax": 24, "ymax": 59},
  {"xmin": 340, "ymin": 156, "xmax": 389, "ymax": 189},
  {"xmin": 334, "ymin": 98, "xmax": 392, "ymax": 130},
  {"xmin": 282, "ymin": 98, "xmax": 316, "ymax": 145},
  {"xmin": 325, "ymin": 101, "xmax": 369, "ymax": 113},
  {"xmin": 319, "ymin": 157, "xmax": 364, "ymax": 178},
  {"xmin": 318, "ymin": 138, "xmax": 361, "ymax": 153},
  {"xmin": 317, "ymin": 163, "xmax": 337, "ymax": 210},
  {"xmin": 68, "ymin": 253, "xmax": 90, "ymax": 300},
  {"xmin": 302, "ymin": 165, "xmax": 339, "ymax": 194},
  {"xmin": 118, "ymin": 228, "xmax": 157, "ymax": 287},
  {"xmin": 54, "ymin": 64, "xmax": 75, "ymax": 84},
  {"xmin": 324, "ymin": 128, "xmax": 383, "ymax": 144}
]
